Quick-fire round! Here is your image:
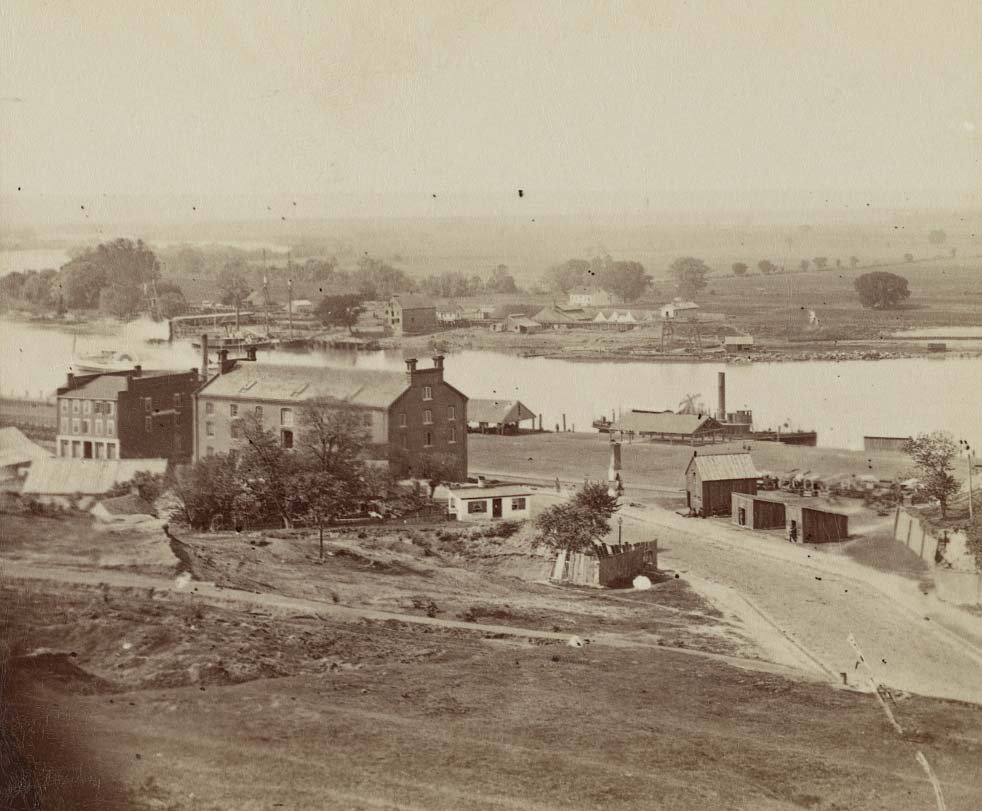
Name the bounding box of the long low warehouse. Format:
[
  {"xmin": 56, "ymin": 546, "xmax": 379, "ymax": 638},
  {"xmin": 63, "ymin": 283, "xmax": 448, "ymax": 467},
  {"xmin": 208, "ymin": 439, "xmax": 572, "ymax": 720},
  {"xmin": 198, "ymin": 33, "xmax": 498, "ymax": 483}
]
[{"xmin": 731, "ymin": 492, "xmax": 849, "ymax": 544}]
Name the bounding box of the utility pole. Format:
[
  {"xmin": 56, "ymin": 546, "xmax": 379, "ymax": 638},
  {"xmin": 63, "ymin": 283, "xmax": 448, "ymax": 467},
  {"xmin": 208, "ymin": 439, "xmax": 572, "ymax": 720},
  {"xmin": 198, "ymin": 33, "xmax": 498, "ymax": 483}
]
[{"xmin": 960, "ymin": 439, "xmax": 974, "ymax": 519}]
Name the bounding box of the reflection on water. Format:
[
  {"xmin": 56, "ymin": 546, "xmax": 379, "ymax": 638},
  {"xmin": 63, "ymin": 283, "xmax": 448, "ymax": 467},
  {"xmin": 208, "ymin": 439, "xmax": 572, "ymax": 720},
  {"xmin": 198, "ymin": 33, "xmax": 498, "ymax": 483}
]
[{"xmin": 2, "ymin": 318, "xmax": 981, "ymax": 451}]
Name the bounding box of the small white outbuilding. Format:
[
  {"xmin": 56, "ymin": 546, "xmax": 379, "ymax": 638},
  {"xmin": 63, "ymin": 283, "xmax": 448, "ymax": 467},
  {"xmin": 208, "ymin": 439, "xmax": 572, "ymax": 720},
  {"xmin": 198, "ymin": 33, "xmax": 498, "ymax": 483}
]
[{"xmin": 447, "ymin": 483, "xmax": 533, "ymax": 522}]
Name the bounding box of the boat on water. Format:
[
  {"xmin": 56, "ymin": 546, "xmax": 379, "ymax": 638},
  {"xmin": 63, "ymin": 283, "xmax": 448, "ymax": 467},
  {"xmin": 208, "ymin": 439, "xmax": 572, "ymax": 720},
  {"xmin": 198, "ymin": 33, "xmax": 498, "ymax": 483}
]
[
  {"xmin": 73, "ymin": 349, "xmax": 141, "ymax": 374},
  {"xmin": 190, "ymin": 331, "xmax": 276, "ymax": 351}
]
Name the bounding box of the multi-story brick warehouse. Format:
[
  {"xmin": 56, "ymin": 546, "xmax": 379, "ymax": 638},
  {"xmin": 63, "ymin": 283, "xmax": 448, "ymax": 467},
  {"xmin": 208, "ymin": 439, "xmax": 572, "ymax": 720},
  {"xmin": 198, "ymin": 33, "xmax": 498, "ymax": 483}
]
[
  {"xmin": 55, "ymin": 367, "xmax": 200, "ymax": 463},
  {"xmin": 193, "ymin": 356, "xmax": 468, "ymax": 480}
]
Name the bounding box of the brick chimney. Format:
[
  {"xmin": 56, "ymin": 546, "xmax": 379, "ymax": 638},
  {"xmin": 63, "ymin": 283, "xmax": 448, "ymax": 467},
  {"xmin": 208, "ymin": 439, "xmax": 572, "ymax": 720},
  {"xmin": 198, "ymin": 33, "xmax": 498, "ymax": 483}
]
[
  {"xmin": 200, "ymin": 333, "xmax": 209, "ymax": 380},
  {"xmin": 133, "ymin": 364, "xmax": 142, "ymax": 377},
  {"xmin": 431, "ymin": 355, "xmax": 444, "ymax": 377},
  {"xmin": 405, "ymin": 357, "xmax": 417, "ymax": 382},
  {"xmin": 218, "ymin": 349, "xmax": 232, "ymax": 373},
  {"xmin": 245, "ymin": 347, "xmax": 257, "ymax": 361}
]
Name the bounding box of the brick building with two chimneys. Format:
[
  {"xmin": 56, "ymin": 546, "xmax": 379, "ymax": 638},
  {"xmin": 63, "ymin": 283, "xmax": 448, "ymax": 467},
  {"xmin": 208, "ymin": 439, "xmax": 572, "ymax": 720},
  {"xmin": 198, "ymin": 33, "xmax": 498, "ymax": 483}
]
[{"xmin": 193, "ymin": 353, "xmax": 468, "ymax": 480}]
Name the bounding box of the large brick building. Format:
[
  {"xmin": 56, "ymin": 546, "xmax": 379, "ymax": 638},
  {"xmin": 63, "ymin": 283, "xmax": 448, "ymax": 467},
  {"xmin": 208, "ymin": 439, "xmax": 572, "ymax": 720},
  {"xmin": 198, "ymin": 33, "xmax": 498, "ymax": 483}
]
[
  {"xmin": 55, "ymin": 367, "xmax": 200, "ymax": 464},
  {"xmin": 193, "ymin": 356, "xmax": 468, "ymax": 480}
]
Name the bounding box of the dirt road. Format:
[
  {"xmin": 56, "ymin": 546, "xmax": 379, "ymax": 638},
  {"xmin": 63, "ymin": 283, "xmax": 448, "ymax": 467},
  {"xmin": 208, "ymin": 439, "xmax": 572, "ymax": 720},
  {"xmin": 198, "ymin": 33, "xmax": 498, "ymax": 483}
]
[{"xmin": 616, "ymin": 504, "xmax": 982, "ymax": 704}]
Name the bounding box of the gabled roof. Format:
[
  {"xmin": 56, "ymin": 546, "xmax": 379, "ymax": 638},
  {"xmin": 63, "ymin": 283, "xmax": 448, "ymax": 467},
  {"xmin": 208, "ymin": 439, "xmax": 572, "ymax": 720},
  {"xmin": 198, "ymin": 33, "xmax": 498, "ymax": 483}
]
[
  {"xmin": 467, "ymin": 399, "xmax": 536, "ymax": 425},
  {"xmin": 0, "ymin": 427, "xmax": 52, "ymax": 468},
  {"xmin": 390, "ymin": 295, "xmax": 434, "ymax": 310},
  {"xmin": 686, "ymin": 452, "xmax": 758, "ymax": 482},
  {"xmin": 506, "ymin": 316, "xmax": 542, "ymax": 328},
  {"xmin": 63, "ymin": 376, "xmax": 130, "ymax": 399},
  {"xmin": 533, "ymin": 305, "xmax": 591, "ymax": 324},
  {"xmin": 23, "ymin": 458, "xmax": 168, "ymax": 496},
  {"xmin": 198, "ymin": 362, "xmax": 408, "ymax": 407},
  {"xmin": 612, "ymin": 410, "xmax": 721, "ymax": 435}
]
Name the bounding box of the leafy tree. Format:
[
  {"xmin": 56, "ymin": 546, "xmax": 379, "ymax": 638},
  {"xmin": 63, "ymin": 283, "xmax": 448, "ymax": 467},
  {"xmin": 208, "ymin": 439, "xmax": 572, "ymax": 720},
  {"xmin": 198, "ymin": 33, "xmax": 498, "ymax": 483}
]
[
  {"xmin": 0, "ymin": 271, "xmax": 25, "ymax": 301},
  {"xmin": 543, "ymin": 259, "xmax": 591, "ymax": 293},
  {"xmin": 354, "ymin": 256, "xmax": 414, "ymax": 299},
  {"xmin": 928, "ymin": 229, "xmax": 947, "ymax": 246},
  {"xmin": 238, "ymin": 416, "xmax": 304, "ymax": 527},
  {"xmin": 99, "ymin": 283, "xmax": 143, "ymax": 318},
  {"xmin": 107, "ymin": 472, "xmax": 169, "ymax": 505},
  {"xmin": 903, "ymin": 432, "xmax": 961, "ymax": 518},
  {"xmin": 535, "ymin": 482, "xmax": 619, "ymax": 554},
  {"xmin": 415, "ymin": 452, "xmax": 462, "ymax": 498},
  {"xmin": 813, "ymin": 257, "xmax": 829, "ymax": 271},
  {"xmin": 799, "ymin": 260, "xmax": 810, "ymax": 272},
  {"xmin": 316, "ymin": 294, "xmax": 364, "ymax": 331},
  {"xmin": 171, "ymin": 453, "xmax": 244, "ymax": 530},
  {"xmin": 853, "ymin": 271, "xmax": 910, "ymax": 309},
  {"xmin": 731, "ymin": 262, "xmax": 748, "ymax": 277},
  {"xmin": 757, "ymin": 259, "xmax": 778, "ymax": 275},
  {"xmin": 599, "ymin": 261, "xmax": 651, "ymax": 301},
  {"xmin": 669, "ymin": 257, "xmax": 710, "ymax": 299},
  {"xmin": 60, "ymin": 238, "xmax": 160, "ymax": 315},
  {"xmin": 487, "ymin": 264, "xmax": 518, "ymax": 294},
  {"xmin": 156, "ymin": 282, "xmax": 189, "ymax": 318}
]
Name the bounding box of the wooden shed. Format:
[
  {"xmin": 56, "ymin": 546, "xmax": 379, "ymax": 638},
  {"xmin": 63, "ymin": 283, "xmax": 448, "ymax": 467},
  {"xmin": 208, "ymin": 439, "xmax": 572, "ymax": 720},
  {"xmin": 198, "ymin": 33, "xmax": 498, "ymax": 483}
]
[
  {"xmin": 784, "ymin": 502, "xmax": 849, "ymax": 544},
  {"xmin": 685, "ymin": 452, "xmax": 757, "ymax": 517},
  {"xmin": 731, "ymin": 492, "xmax": 785, "ymax": 530}
]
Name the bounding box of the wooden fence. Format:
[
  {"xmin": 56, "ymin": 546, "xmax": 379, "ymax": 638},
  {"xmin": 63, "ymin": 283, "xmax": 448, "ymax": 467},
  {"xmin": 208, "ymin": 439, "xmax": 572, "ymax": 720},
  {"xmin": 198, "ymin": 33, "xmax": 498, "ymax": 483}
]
[
  {"xmin": 894, "ymin": 508, "xmax": 981, "ymax": 606},
  {"xmin": 551, "ymin": 541, "xmax": 658, "ymax": 587}
]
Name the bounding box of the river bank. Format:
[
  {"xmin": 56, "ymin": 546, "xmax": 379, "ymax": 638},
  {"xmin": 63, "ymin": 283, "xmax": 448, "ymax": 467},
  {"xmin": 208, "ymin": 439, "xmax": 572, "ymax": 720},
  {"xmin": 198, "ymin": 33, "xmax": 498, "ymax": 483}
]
[{"xmin": 406, "ymin": 325, "xmax": 982, "ymax": 364}]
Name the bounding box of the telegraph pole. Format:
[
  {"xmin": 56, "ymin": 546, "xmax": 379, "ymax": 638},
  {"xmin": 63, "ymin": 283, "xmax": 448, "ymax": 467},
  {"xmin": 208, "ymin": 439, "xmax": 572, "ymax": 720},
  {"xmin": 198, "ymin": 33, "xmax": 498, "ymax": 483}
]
[{"xmin": 959, "ymin": 440, "xmax": 974, "ymax": 519}]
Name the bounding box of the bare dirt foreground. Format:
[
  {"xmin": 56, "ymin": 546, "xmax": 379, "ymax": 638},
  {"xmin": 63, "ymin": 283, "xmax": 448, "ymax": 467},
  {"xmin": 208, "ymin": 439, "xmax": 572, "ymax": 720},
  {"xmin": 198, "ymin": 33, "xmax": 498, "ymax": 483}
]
[{"xmin": 2, "ymin": 513, "xmax": 982, "ymax": 810}]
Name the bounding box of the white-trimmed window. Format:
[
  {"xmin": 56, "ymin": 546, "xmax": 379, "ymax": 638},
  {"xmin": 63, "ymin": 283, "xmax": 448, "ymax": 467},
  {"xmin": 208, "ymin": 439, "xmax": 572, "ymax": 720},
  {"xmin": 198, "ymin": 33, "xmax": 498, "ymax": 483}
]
[
  {"xmin": 144, "ymin": 397, "xmax": 152, "ymax": 413},
  {"xmin": 231, "ymin": 421, "xmax": 241, "ymax": 439},
  {"xmin": 95, "ymin": 419, "xmax": 103, "ymax": 435},
  {"xmin": 83, "ymin": 400, "xmax": 92, "ymax": 415},
  {"xmin": 423, "ymin": 409, "xmax": 433, "ymax": 425},
  {"xmin": 107, "ymin": 402, "xmax": 114, "ymax": 416},
  {"xmin": 106, "ymin": 444, "xmax": 116, "ymax": 460},
  {"xmin": 467, "ymin": 500, "xmax": 488, "ymax": 514},
  {"xmin": 72, "ymin": 400, "xmax": 80, "ymax": 414},
  {"xmin": 423, "ymin": 385, "xmax": 433, "ymax": 401},
  {"xmin": 449, "ymin": 426, "xmax": 457, "ymax": 444},
  {"xmin": 71, "ymin": 418, "xmax": 80, "ymax": 433},
  {"xmin": 230, "ymin": 404, "xmax": 238, "ymax": 417},
  {"xmin": 255, "ymin": 406, "xmax": 263, "ymax": 420},
  {"xmin": 205, "ymin": 401, "xmax": 214, "ymax": 416},
  {"xmin": 206, "ymin": 446, "xmax": 215, "ymax": 456},
  {"xmin": 447, "ymin": 405, "xmax": 455, "ymax": 421},
  {"xmin": 425, "ymin": 431, "xmax": 433, "ymax": 447},
  {"xmin": 281, "ymin": 407, "xmax": 294, "ymax": 427},
  {"xmin": 511, "ymin": 498, "xmax": 526, "ymax": 511},
  {"xmin": 206, "ymin": 421, "xmax": 215, "ymax": 437},
  {"xmin": 398, "ymin": 412, "xmax": 407, "ymax": 427},
  {"xmin": 106, "ymin": 419, "xmax": 115, "ymax": 436},
  {"xmin": 60, "ymin": 400, "xmax": 68, "ymax": 414},
  {"xmin": 363, "ymin": 412, "xmax": 372, "ymax": 427}
]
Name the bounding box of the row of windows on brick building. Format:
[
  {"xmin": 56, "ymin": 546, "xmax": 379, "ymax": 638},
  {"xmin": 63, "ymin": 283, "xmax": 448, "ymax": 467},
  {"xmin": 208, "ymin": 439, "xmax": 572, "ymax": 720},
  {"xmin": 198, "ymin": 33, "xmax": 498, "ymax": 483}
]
[{"xmin": 399, "ymin": 405, "xmax": 457, "ymax": 427}]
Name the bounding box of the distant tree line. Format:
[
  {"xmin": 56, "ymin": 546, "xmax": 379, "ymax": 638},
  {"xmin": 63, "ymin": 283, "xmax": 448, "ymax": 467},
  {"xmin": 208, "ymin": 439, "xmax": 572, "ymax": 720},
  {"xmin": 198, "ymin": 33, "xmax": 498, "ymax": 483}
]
[{"xmin": 419, "ymin": 264, "xmax": 519, "ymax": 298}]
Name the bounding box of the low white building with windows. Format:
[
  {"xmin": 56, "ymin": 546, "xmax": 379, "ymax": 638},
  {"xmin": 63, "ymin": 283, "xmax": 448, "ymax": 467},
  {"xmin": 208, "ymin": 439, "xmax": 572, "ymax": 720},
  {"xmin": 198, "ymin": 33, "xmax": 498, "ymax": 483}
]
[{"xmin": 447, "ymin": 483, "xmax": 533, "ymax": 522}]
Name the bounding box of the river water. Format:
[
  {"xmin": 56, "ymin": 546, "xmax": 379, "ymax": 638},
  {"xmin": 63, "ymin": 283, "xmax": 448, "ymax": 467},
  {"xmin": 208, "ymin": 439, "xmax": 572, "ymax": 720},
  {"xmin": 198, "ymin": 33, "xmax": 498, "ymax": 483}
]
[{"xmin": 2, "ymin": 318, "xmax": 980, "ymax": 452}]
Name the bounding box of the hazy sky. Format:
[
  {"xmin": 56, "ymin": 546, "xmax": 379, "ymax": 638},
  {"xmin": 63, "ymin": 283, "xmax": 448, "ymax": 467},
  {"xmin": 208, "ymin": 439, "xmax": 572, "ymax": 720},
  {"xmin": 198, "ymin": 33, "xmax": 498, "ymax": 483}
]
[{"xmin": 2, "ymin": 0, "xmax": 980, "ymax": 210}]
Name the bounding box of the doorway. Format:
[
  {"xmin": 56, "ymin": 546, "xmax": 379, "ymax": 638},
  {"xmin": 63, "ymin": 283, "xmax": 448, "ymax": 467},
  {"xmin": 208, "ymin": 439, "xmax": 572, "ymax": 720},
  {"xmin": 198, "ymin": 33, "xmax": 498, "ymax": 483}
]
[
  {"xmin": 492, "ymin": 498, "xmax": 502, "ymax": 518},
  {"xmin": 738, "ymin": 507, "xmax": 747, "ymax": 526},
  {"xmin": 789, "ymin": 519, "xmax": 798, "ymax": 543},
  {"xmin": 83, "ymin": 441, "xmax": 93, "ymax": 459}
]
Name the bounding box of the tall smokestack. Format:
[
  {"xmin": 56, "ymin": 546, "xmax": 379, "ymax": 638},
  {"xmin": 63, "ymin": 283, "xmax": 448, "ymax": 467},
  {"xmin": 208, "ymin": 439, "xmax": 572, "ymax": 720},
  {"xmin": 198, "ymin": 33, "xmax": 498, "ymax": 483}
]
[
  {"xmin": 718, "ymin": 371, "xmax": 726, "ymax": 421},
  {"xmin": 200, "ymin": 334, "xmax": 209, "ymax": 380}
]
